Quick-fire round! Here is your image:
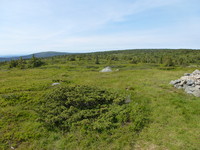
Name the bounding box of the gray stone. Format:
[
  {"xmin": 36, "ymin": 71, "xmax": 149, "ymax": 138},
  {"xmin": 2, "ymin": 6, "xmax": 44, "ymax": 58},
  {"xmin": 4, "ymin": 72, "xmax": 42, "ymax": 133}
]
[
  {"xmin": 186, "ymin": 80, "xmax": 195, "ymax": 86},
  {"xmin": 52, "ymin": 83, "xmax": 60, "ymax": 86},
  {"xmin": 183, "ymin": 84, "xmax": 187, "ymax": 89},
  {"xmin": 169, "ymin": 79, "xmax": 181, "ymax": 85},
  {"xmin": 195, "ymin": 75, "xmax": 200, "ymax": 79},
  {"xmin": 195, "ymin": 81, "xmax": 200, "ymax": 85},
  {"xmin": 186, "ymin": 91, "xmax": 194, "ymax": 95},
  {"xmin": 184, "ymin": 73, "xmax": 191, "ymax": 76},
  {"xmin": 193, "ymin": 89, "xmax": 200, "ymax": 97},
  {"xmin": 177, "ymin": 86, "xmax": 183, "ymax": 89},
  {"xmin": 185, "ymin": 86, "xmax": 195, "ymax": 93},
  {"xmin": 174, "ymin": 84, "xmax": 181, "ymax": 89},
  {"xmin": 195, "ymin": 85, "xmax": 200, "ymax": 90},
  {"xmin": 180, "ymin": 76, "xmax": 190, "ymax": 81},
  {"xmin": 11, "ymin": 146, "xmax": 15, "ymax": 150},
  {"xmin": 180, "ymin": 80, "xmax": 186, "ymax": 86}
]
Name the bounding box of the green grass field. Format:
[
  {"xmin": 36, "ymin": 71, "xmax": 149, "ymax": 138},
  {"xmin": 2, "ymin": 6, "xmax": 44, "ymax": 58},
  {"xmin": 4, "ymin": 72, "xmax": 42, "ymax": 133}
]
[{"xmin": 0, "ymin": 52, "xmax": 200, "ymax": 150}]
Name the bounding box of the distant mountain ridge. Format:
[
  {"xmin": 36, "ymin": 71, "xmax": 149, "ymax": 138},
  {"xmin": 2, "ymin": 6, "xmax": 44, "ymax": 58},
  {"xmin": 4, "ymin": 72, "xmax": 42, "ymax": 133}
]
[{"xmin": 0, "ymin": 51, "xmax": 72, "ymax": 62}]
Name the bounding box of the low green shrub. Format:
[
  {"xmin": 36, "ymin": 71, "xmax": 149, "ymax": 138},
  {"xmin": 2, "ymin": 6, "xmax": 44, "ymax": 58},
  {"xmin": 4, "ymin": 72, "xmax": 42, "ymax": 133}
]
[
  {"xmin": 1, "ymin": 93, "xmax": 31, "ymax": 106},
  {"xmin": 38, "ymin": 85, "xmax": 150, "ymax": 134}
]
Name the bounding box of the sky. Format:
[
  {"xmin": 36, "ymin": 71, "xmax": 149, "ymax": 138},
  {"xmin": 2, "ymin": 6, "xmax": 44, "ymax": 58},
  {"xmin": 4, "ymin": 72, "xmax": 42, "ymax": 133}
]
[{"xmin": 0, "ymin": 0, "xmax": 200, "ymax": 55}]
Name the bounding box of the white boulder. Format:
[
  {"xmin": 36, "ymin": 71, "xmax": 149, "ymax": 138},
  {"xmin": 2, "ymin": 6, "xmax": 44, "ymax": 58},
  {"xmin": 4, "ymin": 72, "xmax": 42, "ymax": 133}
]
[
  {"xmin": 52, "ymin": 83, "xmax": 60, "ymax": 86},
  {"xmin": 100, "ymin": 66, "xmax": 112, "ymax": 72}
]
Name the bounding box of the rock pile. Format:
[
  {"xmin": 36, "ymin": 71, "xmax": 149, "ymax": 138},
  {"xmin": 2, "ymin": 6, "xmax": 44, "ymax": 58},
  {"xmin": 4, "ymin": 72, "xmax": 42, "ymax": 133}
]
[{"xmin": 170, "ymin": 69, "xmax": 200, "ymax": 97}]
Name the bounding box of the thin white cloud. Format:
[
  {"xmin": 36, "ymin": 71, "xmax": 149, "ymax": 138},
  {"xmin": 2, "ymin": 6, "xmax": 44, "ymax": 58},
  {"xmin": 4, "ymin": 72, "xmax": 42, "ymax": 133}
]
[
  {"xmin": 40, "ymin": 18, "xmax": 200, "ymax": 51},
  {"xmin": 0, "ymin": 0, "xmax": 199, "ymax": 55}
]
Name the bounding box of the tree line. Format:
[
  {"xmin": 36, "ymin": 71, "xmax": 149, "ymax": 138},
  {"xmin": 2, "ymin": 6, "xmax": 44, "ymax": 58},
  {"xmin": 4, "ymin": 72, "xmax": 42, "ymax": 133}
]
[
  {"xmin": 9, "ymin": 55, "xmax": 44, "ymax": 69},
  {"xmin": 3, "ymin": 49, "xmax": 200, "ymax": 69}
]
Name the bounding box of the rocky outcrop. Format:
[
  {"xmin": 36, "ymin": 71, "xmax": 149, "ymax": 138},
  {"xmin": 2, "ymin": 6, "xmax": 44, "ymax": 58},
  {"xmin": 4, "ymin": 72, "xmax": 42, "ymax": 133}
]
[{"xmin": 170, "ymin": 69, "xmax": 200, "ymax": 97}]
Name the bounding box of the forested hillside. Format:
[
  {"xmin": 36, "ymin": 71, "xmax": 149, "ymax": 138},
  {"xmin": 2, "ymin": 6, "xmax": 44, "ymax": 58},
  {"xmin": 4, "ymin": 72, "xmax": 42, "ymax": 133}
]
[{"xmin": 0, "ymin": 51, "xmax": 71, "ymax": 62}]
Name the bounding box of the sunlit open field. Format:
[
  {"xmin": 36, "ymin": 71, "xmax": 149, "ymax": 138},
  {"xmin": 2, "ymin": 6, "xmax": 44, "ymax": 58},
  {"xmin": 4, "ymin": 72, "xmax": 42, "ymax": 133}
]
[{"xmin": 0, "ymin": 50, "xmax": 200, "ymax": 149}]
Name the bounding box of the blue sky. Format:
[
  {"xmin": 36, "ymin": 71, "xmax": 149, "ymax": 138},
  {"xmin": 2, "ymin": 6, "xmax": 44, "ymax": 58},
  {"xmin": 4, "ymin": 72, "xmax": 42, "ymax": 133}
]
[{"xmin": 0, "ymin": 0, "xmax": 200, "ymax": 55}]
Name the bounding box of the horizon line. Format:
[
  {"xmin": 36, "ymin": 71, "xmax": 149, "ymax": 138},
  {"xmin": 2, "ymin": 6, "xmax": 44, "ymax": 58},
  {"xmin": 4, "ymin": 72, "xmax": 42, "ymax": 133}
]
[{"xmin": 1, "ymin": 48, "xmax": 200, "ymax": 57}]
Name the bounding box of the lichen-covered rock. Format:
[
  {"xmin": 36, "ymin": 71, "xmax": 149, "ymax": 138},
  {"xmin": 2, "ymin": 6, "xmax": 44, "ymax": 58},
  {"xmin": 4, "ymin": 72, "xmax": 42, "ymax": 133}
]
[{"xmin": 170, "ymin": 70, "xmax": 200, "ymax": 97}]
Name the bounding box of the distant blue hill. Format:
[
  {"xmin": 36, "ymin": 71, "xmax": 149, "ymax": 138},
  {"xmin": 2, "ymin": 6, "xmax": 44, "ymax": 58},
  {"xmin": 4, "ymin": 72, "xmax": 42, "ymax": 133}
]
[{"xmin": 0, "ymin": 51, "xmax": 73, "ymax": 62}]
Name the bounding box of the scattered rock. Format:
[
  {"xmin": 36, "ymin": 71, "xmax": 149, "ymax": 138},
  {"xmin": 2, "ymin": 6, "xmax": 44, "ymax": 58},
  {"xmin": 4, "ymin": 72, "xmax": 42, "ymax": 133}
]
[
  {"xmin": 125, "ymin": 95, "xmax": 131, "ymax": 103},
  {"xmin": 170, "ymin": 69, "xmax": 200, "ymax": 97},
  {"xmin": 11, "ymin": 146, "xmax": 15, "ymax": 149},
  {"xmin": 52, "ymin": 83, "xmax": 60, "ymax": 86},
  {"xmin": 184, "ymin": 73, "xmax": 191, "ymax": 76},
  {"xmin": 100, "ymin": 66, "xmax": 112, "ymax": 72}
]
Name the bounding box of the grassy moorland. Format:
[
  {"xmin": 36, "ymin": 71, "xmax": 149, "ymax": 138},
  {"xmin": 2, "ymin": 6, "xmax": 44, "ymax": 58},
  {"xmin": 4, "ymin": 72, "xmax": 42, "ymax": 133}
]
[{"xmin": 0, "ymin": 49, "xmax": 200, "ymax": 150}]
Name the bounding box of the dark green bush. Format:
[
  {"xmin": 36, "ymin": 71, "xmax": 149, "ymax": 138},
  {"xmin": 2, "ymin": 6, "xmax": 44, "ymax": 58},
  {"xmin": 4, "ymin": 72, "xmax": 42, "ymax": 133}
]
[
  {"xmin": 38, "ymin": 85, "xmax": 149, "ymax": 133},
  {"xmin": 28, "ymin": 55, "xmax": 44, "ymax": 68},
  {"xmin": 1, "ymin": 93, "xmax": 31, "ymax": 106},
  {"xmin": 38, "ymin": 85, "xmax": 125, "ymax": 131},
  {"xmin": 9, "ymin": 60, "xmax": 18, "ymax": 68}
]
